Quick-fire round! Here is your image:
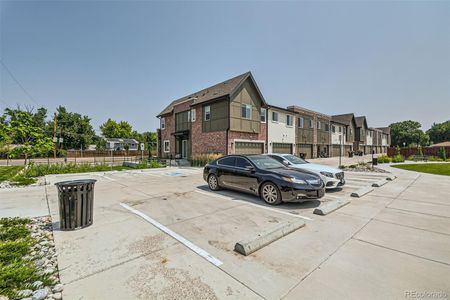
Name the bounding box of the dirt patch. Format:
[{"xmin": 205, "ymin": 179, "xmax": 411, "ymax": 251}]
[
  {"xmin": 127, "ymin": 234, "xmax": 166, "ymax": 255},
  {"xmin": 127, "ymin": 252, "xmax": 218, "ymax": 299}
]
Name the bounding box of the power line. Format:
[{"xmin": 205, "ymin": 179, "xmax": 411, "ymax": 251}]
[{"xmin": 0, "ymin": 60, "xmax": 40, "ymax": 106}]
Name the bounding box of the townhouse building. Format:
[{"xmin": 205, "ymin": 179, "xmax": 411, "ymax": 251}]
[
  {"xmin": 287, "ymin": 106, "xmax": 331, "ymax": 158},
  {"xmin": 157, "ymin": 72, "xmax": 268, "ymax": 158},
  {"xmin": 330, "ymin": 114, "xmax": 356, "ymax": 156},
  {"xmin": 267, "ymin": 106, "xmax": 296, "ymax": 154},
  {"xmin": 354, "ymin": 116, "xmax": 369, "ymax": 154},
  {"xmin": 377, "ymin": 127, "xmax": 391, "ymax": 153},
  {"xmin": 156, "ymin": 71, "xmax": 391, "ymax": 160}
]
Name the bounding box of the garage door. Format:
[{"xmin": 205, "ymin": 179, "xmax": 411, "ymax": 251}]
[
  {"xmin": 332, "ymin": 145, "xmax": 342, "ymax": 157},
  {"xmin": 235, "ymin": 142, "xmax": 264, "ymax": 155},
  {"xmin": 297, "ymin": 144, "xmax": 313, "ymax": 159},
  {"xmin": 272, "ymin": 143, "xmax": 293, "ymax": 154}
]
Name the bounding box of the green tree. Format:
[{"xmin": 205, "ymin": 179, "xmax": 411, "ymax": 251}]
[
  {"xmin": 100, "ymin": 119, "xmax": 133, "ymax": 138},
  {"xmin": 389, "ymin": 120, "xmax": 429, "ymax": 147},
  {"xmin": 2, "ymin": 107, "xmax": 53, "ymax": 160},
  {"xmin": 427, "ymin": 120, "xmax": 450, "ymax": 144},
  {"xmin": 53, "ymin": 106, "xmax": 95, "ymax": 149}
]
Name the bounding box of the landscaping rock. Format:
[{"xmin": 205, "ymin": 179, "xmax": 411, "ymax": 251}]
[
  {"xmin": 32, "ymin": 288, "xmax": 49, "ymax": 300},
  {"xmin": 52, "ymin": 284, "xmax": 63, "ymax": 293},
  {"xmin": 51, "ymin": 292, "xmax": 62, "ymax": 300},
  {"xmin": 31, "ymin": 281, "xmax": 43, "ymax": 289},
  {"xmin": 17, "ymin": 289, "xmax": 33, "ymax": 297}
]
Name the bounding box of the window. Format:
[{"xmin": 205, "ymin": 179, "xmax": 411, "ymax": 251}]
[
  {"xmin": 235, "ymin": 157, "xmax": 252, "ymax": 169},
  {"xmin": 317, "ymin": 121, "xmax": 321, "ymax": 130},
  {"xmin": 218, "ymin": 156, "xmax": 236, "ymax": 167},
  {"xmin": 240, "ymin": 104, "xmax": 252, "ymax": 120},
  {"xmin": 339, "ymin": 126, "xmax": 342, "ymax": 133},
  {"xmin": 298, "ymin": 117, "xmax": 304, "ymax": 128},
  {"xmin": 332, "ymin": 125, "xmax": 336, "ymax": 133},
  {"xmin": 272, "ymin": 111, "xmax": 279, "ymax": 122},
  {"xmin": 191, "ymin": 109, "xmax": 196, "ymax": 122},
  {"xmin": 324, "ymin": 124, "xmax": 329, "ymax": 132},
  {"xmin": 204, "ymin": 106, "xmax": 210, "ymax": 121},
  {"xmin": 309, "ymin": 119, "xmax": 314, "ymax": 128},
  {"xmin": 260, "ymin": 108, "xmax": 267, "ymax": 123},
  {"xmin": 163, "ymin": 140, "xmax": 170, "ymax": 153},
  {"xmin": 161, "ymin": 118, "xmax": 165, "ymax": 130},
  {"xmin": 286, "ymin": 115, "xmax": 293, "ymax": 126}
]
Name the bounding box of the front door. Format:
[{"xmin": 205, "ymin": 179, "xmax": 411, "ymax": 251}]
[{"xmin": 181, "ymin": 140, "xmax": 187, "ymax": 158}]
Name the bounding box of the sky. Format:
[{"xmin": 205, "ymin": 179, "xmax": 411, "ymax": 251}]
[{"xmin": 1, "ymin": 1, "xmax": 449, "ymax": 134}]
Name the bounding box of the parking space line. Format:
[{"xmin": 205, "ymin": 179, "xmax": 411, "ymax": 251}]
[
  {"xmin": 119, "ymin": 203, "xmax": 224, "ymax": 267},
  {"xmin": 195, "ymin": 190, "xmax": 313, "ymax": 221}
]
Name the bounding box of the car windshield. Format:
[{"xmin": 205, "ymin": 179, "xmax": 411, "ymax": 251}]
[
  {"xmin": 284, "ymin": 155, "xmax": 308, "ymax": 164},
  {"xmin": 248, "ymin": 156, "xmax": 285, "ymax": 170}
]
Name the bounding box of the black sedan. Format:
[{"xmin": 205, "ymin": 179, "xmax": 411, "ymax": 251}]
[{"xmin": 203, "ymin": 155, "xmax": 325, "ymax": 205}]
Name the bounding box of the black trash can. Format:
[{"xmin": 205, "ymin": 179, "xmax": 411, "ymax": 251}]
[
  {"xmin": 372, "ymin": 158, "xmax": 378, "ymax": 166},
  {"xmin": 55, "ymin": 179, "xmax": 97, "ymax": 230}
]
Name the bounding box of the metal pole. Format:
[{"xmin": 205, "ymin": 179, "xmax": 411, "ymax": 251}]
[
  {"xmin": 339, "ymin": 134, "xmax": 342, "ymax": 167},
  {"xmin": 53, "ymin": 112, "xmax": 57, "ymax": 159}
]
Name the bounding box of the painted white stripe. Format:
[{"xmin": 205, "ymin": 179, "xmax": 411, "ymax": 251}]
[
  {"xmin": 119, "ymin": 203, "xmax": 223, "ymax": 267},
  {"xmin": 195, "ymin": 190, "xmax": 313, "ymax": 221}
]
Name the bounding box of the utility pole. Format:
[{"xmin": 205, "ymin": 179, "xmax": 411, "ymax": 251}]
[{"xmin": 53, "ymin": 112, "xmax": 57, "ymax": 159}]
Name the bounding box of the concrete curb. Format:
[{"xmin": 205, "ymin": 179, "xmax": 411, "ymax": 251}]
[
  {"xmin": 313, "ymin": 199, "xmax": 350, "ymax": 216},
  {"xmin": 351, "ymin": 186, "xmax": 374, "ymax": 198},
  {"xmin": 234, "ymin": 220, "xmax": 305, "ymax": 256},
  {"xmin": 372, "ymin": 179, "xmax": 388, "ymax": 187}
]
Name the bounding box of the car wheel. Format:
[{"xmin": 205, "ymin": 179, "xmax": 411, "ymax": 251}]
[
  {"xmin": 208, "ymin": 174, "xmax": 220, "ymax": 191},
  {"xmin": 260, "ymin": 182, "xmax": 282, "ymax": 205}
]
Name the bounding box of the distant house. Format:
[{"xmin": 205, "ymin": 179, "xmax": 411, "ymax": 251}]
[{"xmin": 105, "ymin": 138, "xmax": 139, "ymax": 151}]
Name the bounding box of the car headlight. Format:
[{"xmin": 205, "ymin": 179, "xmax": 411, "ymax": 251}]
[
  {"xmin": 320, "ymin": 171, "xmax": 334, "ymax": 178},
  {"xmin": 306, "ymin": 179, "xmax": 321, "ymax": 185},
  {"xmin": 282, "ymin": 176, "xmax": 307, "ymax": 184}
]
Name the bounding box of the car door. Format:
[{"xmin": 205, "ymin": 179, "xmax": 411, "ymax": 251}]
[
  {"xmin": 233, "ymin": 157, "xmax": 259, "ymax": 194},
  {"xmin": 216, "ymin": 156, "xmax": 236, "ymax": 188}
]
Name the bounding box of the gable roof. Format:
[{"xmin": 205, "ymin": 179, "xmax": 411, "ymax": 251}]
[
  {"xmin": 430, "ymin": 141, "xmax": 450, "ymax": 147},
  {"xmin": 376, "ymin": 127, "xmax": 391, "ymax": 135},
  {"xmin": 331, "ymin": 113, "xmax": 355, "ymax": 126},
  {"xmin": 157, "ymin": 72, "xmax": 266, "ymax": 117},
  {"xmin": 355, "ymin": 116, "xmax": 368, "ymax": 128}
]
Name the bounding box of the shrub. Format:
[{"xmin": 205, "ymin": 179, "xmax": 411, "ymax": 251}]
[
  {"xmin": 377, "ymin": 155, "xmax": 392, "ymax": 163},
  {"xmin": 391, "ymin": 154, "xmax": 405, "ymax": 163},
  {"xmin": 395, "ymin": 146, "xmax": 401, "ymax": 156},
  {"xmin": 438, "ymin": 147, "xmax": 447, "ymax": 160},
  {"xmin": 428, "ymin": 156, "xmax": 443, "ymax": 162},
  {"xmin": 189, "ymin": 153, "xmax": 223, "ymax": 167}
]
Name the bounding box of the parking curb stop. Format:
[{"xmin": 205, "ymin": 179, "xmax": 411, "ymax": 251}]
[
  {"xmin": 372, "ymin": 179, "xmax": 388, "ymax": 187},
  {"xmin": 386, "ymin": 175, "xmax": 397, "ymax": 181},
  {"xmin": 234, "ymin": 220, "xmax": 305, "ymax": 256},
  {"xmin": 351, "ymin": 186, "xmax": 374, "ymax": 198},
  {"xmin": 313, "ymin": 199, "xmax": 350, "ymax": 216}
]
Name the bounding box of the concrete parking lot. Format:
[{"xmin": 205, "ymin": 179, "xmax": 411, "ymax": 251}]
[{"xmin": 1, "ymin": 160, "xmax": 449, "ymax": 299}]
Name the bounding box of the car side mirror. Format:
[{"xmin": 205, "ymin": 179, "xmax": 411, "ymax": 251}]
[{"xmin": 283, "ymin": 160, "xmax": 290, "ymax": 166}]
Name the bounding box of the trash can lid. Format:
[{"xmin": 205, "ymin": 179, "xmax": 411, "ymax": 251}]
[{"xmin": 55, "ymin": 179, "xmax": 97, "ymax": 186}]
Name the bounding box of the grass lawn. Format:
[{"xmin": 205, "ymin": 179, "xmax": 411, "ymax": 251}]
[
  {"xmin": 392, "ymin": 163, "xmax": 450, "ymax": 176},
  {"xmin": 0, "ymin": 166, "xmax": 23, "ymax": 182},
  {"xmin": 0, "ymin": 218, "xmax": 54, "ymax": 298}
]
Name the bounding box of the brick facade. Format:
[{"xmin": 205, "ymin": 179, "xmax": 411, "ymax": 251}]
[
  {"xmin": 191, "ymin": 105, "xmax": 227, "ymax": 155},
  {"xmin": 159, "ymin": 114, "xmax": 175, "ymax": 158}
]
